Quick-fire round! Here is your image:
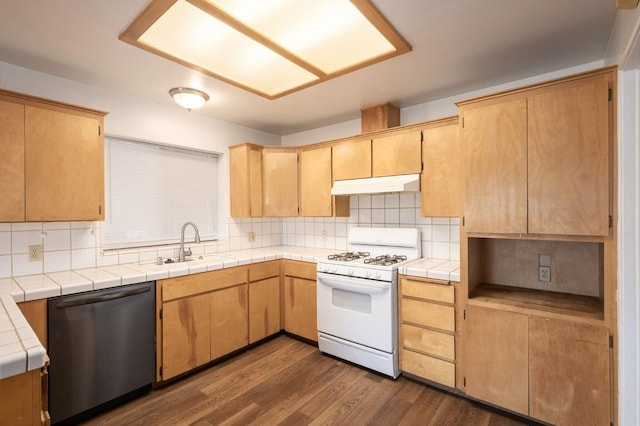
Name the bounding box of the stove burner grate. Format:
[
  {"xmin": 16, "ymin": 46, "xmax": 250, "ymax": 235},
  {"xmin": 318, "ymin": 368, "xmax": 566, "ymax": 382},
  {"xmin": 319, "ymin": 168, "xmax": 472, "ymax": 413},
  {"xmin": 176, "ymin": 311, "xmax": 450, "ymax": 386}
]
[
  {"xmin": 363, "ymin": 254, "xmax": 408, "ymax": 266},
  {"xmin": 328, "ymin": 251, "xmax": 371, "ymax": 262}
]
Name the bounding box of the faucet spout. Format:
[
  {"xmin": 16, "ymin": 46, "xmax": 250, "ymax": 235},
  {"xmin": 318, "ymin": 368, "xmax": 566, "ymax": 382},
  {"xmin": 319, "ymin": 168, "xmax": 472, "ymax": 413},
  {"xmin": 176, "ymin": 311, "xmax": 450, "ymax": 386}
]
[{"xmin": 178, "ymin": 222, "xmax": 201, "ymax": 262}]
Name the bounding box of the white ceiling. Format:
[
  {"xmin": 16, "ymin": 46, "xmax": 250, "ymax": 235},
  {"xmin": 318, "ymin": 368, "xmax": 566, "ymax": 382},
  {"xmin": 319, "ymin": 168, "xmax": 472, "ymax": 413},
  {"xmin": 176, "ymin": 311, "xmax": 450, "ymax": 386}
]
[{"xmin": 0, "ymin": 0, "xmax": 618, "ymax": 135}]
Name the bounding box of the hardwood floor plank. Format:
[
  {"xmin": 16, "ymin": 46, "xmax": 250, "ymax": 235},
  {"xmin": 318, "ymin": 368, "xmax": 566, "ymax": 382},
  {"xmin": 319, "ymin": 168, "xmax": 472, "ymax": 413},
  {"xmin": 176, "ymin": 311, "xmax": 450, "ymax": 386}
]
[{"xmin": 83, "ymin": 335, "xmax": 536, "ymax": 426}]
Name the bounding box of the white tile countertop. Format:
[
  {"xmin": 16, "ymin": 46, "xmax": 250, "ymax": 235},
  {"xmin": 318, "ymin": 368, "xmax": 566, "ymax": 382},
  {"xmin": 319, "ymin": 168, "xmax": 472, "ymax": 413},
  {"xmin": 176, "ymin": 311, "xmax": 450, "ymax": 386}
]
[
  {"xmin": 0, "ymin": 245, "xmax": 457, "ymax": 380},
  {"xmin": 399, "ymin": 258, "xmax": 461, "ymax": 282}
]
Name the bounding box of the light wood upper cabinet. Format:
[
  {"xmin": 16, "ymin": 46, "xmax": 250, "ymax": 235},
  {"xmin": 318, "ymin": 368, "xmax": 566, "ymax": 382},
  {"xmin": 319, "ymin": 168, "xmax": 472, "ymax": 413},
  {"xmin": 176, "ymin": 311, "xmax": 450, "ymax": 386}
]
[
  {"xmin": 263, "ymin": 148, "xmax": 299, "ymax": 217},
  {"xmin": 0, "ymin": 90, "xmax": 106, "ymax": 222},
  {"xmin": 0, "ymin": 100, "xmax": 25, "ymax": 222},
  {"xmin": 26, "ymin": 106, "xmax": 104, "ymax": 221},
  {"xmin": 421, "ymin": 119, "xmax": 462, "ymax": 217},
  {"xmin": 462, "ymin": 98, "xmax": 528, "ymax": 234},
  {"xmin": 229, "ymin": 143, "xmax": 263, "ymax": 217},
  {"xmin": 372, "ymin": 130, "xmax": 422, "ymax": 177},
  {"xmin": 459, "ymin": 68, "xmax": 613, "ymax": 236},
  {"xmin": 527, "ymin": 74, "xmax": 611, "ymax": 236},
  {"xmin": 332, "ymin": 137, "xmax": 371, "ymax": 181},
  {"xmin": 464, "ymin": 305, "xmax": 529, "ymax": 415},
  {"xmin": 299, "ymin": 145, "xmax": 349, "ymax": 217}
]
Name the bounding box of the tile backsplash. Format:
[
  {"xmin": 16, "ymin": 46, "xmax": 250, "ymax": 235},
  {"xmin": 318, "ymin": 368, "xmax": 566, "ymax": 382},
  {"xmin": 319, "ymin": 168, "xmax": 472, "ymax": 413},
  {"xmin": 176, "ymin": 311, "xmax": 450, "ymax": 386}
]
[{"xmin": 0, "ymin": 193, "xmax": 459, "ymax": 278}]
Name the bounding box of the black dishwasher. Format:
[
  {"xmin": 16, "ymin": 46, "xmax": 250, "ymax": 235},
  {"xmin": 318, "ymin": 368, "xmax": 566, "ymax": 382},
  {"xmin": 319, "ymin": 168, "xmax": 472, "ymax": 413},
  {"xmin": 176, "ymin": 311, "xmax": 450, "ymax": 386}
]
[{"xmin": 48, "ymin": 281, "xmax": 155, "ymax": 424}]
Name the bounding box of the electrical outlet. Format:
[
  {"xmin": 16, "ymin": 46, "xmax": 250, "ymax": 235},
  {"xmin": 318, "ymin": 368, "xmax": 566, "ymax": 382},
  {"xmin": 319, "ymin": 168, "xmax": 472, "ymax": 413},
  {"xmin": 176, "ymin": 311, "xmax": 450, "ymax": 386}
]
[
  {"xmin": 321, "ymin": 230, "xmax": 328, "ymax": 240},
  {"xmin": 248, "ymin": 232, "xmax": 256, "ymax": 242},
  {"xmin": 539, "ymin": 266, "xmax": 551, "ymax": 282},
  {"xmin": 29, "ymin": 245, "xmax": 42, "ymax": 262}
]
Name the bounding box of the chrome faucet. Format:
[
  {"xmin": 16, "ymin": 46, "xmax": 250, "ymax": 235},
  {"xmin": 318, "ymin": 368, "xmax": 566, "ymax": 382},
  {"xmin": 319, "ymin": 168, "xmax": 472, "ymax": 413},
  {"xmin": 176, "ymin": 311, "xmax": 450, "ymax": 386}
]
[{"xmin": 178, "ymin": 222, "xmax": 201, "ymax": 262}]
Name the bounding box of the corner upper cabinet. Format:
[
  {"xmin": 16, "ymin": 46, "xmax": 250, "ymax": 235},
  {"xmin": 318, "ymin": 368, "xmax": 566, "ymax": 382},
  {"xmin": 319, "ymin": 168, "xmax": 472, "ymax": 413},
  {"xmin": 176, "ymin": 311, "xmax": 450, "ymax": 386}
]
[
  {"xmin": 372, "ymin": 130, "xmax": 422, "ymax": 177},
  {"xmin": 0, "ymin": 90, "xmax": 106, "ymax": 222},
  {"xmin": 421, "ymin": 118, "xmax": 462, "ymax": 217},
  {"xmin": 299, "ymin": 145, "xmax": 349, "ymax": 217},
  {"xmin": 332, "ymin": 137, "xmax": 372, "ymax": 181},
  {"xmin": 459, "ymin": 68, "xmax": 613, "ymax": 236},
  {"xmin": 262, "ymin": 148, "xmax": 299, "ymax": 216},
  {"xmin": 229, "ymin": 143, "xmax": 263, "ymax": 217}
]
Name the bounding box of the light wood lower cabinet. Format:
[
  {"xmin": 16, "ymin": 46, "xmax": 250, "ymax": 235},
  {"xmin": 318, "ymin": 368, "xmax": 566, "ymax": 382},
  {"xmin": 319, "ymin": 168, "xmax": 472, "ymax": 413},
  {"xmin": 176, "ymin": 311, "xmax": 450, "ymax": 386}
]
[
  {"xmin": 157, "ymin": 266, "xmax": 248, "ymax": 381},
  {"xmin": 249, "ymin": 260, "xmax": 281, "ymax": 344},
  {"xmin": 18, "ymin": 299, "xmax": 47, "ymax": 350},
  {"xmin": 282, "ymin": 260, "xmax": 317, "ymax": 342},
  {"xmin": 162, "ymin": 293, "xmax": 211, "ymax": 380},
  {"xmin": 399, "ymin": 276, "xmax": 456, "ymax": 388},
  {"xmin": 0, "ymin": 361, "xmax": 50, "ymax": 425},
  {"xmin": 465, "ymin": 304, "xmax": 611, "ymax": 425},
  {"xmin": 210, "ymin": 285, "xmax": 248, "ymax": 360}
]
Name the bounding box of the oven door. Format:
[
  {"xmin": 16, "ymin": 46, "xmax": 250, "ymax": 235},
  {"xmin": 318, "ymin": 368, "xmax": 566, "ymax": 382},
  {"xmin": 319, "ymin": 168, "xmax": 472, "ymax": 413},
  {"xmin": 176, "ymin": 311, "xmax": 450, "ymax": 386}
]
[{"xmin": 317, "ymin": 271, "xmax": 396, "ymax": 353}]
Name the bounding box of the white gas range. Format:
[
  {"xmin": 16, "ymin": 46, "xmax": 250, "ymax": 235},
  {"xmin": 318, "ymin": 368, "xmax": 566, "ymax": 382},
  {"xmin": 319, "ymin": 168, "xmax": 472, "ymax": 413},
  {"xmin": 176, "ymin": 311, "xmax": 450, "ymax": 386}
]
[{"xmin": 316, "ymin": 227, "xmax": 421, "ymax": 378}]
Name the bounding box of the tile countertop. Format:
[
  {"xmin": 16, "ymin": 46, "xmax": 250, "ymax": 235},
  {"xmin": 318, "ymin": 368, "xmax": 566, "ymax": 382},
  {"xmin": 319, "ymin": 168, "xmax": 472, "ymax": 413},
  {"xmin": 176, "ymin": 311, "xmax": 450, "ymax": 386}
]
[
  {"xmin": 399, "ymin": 258, "xmax": 461, "ymax": 282},
  {"xmin": 0, "ymin": 245, "xmax": 457, "ymax": 380}
]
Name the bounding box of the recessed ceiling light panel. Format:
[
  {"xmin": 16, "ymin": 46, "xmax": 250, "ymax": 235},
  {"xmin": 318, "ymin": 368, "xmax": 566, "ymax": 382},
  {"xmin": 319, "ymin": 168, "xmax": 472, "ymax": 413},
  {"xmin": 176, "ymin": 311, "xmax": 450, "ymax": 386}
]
[{"xmin": 120, "ymin": 0, "xmax": 411, "ymax": 99}]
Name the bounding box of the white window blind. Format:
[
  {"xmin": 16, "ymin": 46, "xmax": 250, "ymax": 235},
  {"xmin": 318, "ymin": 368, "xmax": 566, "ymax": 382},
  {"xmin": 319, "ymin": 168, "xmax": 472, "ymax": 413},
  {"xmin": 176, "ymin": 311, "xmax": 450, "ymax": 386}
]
[{"xmin": 104, "ymin": 136, "xmax": 218, "ymax": 249}]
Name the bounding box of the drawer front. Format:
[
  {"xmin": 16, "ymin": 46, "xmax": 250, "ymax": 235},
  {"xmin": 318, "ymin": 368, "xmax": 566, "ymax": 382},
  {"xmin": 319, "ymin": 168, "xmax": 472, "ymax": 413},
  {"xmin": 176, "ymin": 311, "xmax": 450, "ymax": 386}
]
[
  {"xmin": 401, "ymin": 298, "xmax": 455, "ymax": 332},
  {"xmin": 249, "ymin": 260, "xmax": 280, "ymax": 282},
  {"xmin": 401, "ymin": 324, "xmax": 454, "ymax": 361},
  {"xmin": 402, "ymin": 278, "xmax": 453, "ymax": 304},
  {"xmin": 282, "ymin": 260, "xmax": 316, "ymax": 281},
  {"xmin": 401, "ymin": 348, "xmax": 455, "ymax": 388},
  {"xmin": 162, "ymin": 266, "xmax": 247, "ymax": 301}
]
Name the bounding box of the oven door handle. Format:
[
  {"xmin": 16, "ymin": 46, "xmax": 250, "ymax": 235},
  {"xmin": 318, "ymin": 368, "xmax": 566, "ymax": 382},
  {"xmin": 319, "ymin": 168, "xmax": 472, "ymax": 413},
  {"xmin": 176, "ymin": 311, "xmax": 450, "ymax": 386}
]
[{"xmin": 317, "ymin": 274, "xmax": 390, "ymax": 295}]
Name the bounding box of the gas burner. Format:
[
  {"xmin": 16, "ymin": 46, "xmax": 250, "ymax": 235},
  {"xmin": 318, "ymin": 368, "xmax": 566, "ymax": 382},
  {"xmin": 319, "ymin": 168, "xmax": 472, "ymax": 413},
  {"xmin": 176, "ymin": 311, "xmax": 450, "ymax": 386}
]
[
  {"xmin": 328, "ymin": 251, "xmax": 371, "ymax": 262},
  {"xmin": 364, "ymin": 254, "xmax": 408, "ymax": 266}
]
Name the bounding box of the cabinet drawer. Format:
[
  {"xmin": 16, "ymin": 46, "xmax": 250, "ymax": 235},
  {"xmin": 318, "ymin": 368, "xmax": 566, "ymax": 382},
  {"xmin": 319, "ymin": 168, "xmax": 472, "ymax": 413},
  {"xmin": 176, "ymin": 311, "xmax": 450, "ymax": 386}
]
[
  {"xmin": 162, "ymin": 266, "xmax": 248, "ymax": 301},
  {"xmin": 401, "ymin": 324, "xmax": 454, "ymax": 361},
  {"xmin": 402, "ymin": 278, "xmax": 453, "ymax": 304},
  {"xmin": 249, "ymin": 260, "xmax": 280, "ymax": 282},
  {"xmin": 282, "ymin": 260, "xmax": 316, "ymax": 281},
  {"xmin": 401, "ymin": 348, "xmax": 455, "ymax": 388},
  {"xmin": 401, "ymin": 298, "xmax": 454, "ymax": 332}
]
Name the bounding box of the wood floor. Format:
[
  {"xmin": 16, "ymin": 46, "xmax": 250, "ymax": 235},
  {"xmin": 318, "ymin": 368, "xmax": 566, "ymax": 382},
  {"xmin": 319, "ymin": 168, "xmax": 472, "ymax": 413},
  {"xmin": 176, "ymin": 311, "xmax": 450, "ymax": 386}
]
[{"xmin": 83, "ymin": 335, "xmax": 537, "ymax": 426}]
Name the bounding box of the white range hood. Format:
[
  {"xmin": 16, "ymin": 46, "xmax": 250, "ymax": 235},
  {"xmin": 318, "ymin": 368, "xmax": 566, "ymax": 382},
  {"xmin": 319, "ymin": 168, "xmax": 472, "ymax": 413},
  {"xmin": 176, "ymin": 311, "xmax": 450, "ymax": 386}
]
[{"xmin": 331, "ymin": 173, "xmax": 420, "ymax": 196}]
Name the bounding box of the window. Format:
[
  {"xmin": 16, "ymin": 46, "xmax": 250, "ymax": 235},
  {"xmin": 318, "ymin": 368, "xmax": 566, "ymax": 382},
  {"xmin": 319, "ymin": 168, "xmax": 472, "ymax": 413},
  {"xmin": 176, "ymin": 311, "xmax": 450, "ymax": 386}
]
[{"xmin": 104, "ymin": 136, "xmax": 219, "ymax": 249}]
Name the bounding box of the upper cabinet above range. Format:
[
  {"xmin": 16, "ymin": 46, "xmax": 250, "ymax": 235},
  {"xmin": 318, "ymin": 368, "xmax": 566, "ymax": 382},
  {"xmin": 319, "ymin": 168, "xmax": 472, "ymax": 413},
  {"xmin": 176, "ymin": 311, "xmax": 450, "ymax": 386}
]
[
  {"xmin": 458, "ymin": 67, "xmax": 614, "ymax": 237},
  {"xmin": 0, "ymin": 89, "xmax": 107, "ymax": 223},
  {"xmin": 331, "ymin": 129, "xmax": 423, "ymax": 181}
]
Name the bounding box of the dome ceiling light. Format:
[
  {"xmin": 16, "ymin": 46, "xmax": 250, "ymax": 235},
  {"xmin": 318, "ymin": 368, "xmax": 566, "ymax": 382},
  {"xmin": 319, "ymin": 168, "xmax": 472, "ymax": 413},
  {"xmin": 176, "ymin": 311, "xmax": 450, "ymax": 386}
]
[
  {"xmin": 169, "ymin": 87, "xmax": 210, "ymax": 110},
  {"xmin": 120, "ymin": 0, "xmax": 411, "ymax": 100}
]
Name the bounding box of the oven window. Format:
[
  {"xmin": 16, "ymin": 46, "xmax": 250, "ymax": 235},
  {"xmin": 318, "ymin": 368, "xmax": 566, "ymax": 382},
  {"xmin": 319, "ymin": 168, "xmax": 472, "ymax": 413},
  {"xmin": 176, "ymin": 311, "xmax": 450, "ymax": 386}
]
[{"xmin": 332, "ymin": 288, "xmax": 371, "ymax": 314}]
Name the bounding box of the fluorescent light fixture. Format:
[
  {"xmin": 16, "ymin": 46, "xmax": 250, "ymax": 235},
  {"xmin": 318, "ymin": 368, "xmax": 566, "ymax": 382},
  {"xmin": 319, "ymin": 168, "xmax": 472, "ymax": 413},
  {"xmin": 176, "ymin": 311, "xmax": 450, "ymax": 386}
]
[
  {"xmin": 120, "ymin": 0, "xmax": 411, "ymax": 99},
  {"xmin": 169, "ymin": 87, "xmax": 210, "ymax": 110}
]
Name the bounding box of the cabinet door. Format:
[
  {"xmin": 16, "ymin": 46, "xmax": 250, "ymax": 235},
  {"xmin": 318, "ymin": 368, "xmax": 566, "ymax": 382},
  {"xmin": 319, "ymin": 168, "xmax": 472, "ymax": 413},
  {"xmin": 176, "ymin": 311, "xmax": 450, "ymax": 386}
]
[
  {"xmin": 332, "ymin": 138, "xmax": 371, "ymax": 180},
  {"xmin": 465, "ymin": 305, "xmax": 529, "ymax": 415},
  {"xmin": 249, "ymin": 277, "xmax": 281, "ymax": 343},
  {"xmin": 25, "ymin": 106, "xmax": 104, "ymax": 221},
  {"xmin": 422, "ymin": 122, "xmax": 461, "ymax": 217},
  {"xmin": 229, "ymin": 144, "xmax": 262, "ymax": 217},
  {"xmin": 284, "ymin": 276, "xmax": 317, "ymax": 341},
  {"xmin": 262, "ymin": 149, "xmax": 298, "ymax": 216},
  {"xmin": 162, "ymin": 293, "xmax": 210, "ymax": 380},
  {"xmin": 372, "ymin": 130, "xmax": 422, "ymax": 177},
  {"xmin": 529, "ymin": 316, "xmax": 610, "ymax": 426},
  {"xmin": 210, "ymin": 285, "xmax": 248, "ymax": 360},
  {"xmin": 300, "ymin": 146, "xmax": 332, "ymax": 216},
  {"xmin": 528, "ymin": 75, "xmax": 611, "ymax": 236},
  {"xmin": 0, "ymin": 100, "xmax": 25, "ymax": 222},
  {"xmin": 463, "ymin": 99, "xmax": 527, "ymax": 233}
]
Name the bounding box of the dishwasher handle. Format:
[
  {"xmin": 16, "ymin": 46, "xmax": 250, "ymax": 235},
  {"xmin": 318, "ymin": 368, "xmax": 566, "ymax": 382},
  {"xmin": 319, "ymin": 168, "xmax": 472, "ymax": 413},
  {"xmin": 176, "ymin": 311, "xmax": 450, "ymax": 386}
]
[{"xmin": 54, "ymin": 285, "xmax": 151, "ymax": 309}]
